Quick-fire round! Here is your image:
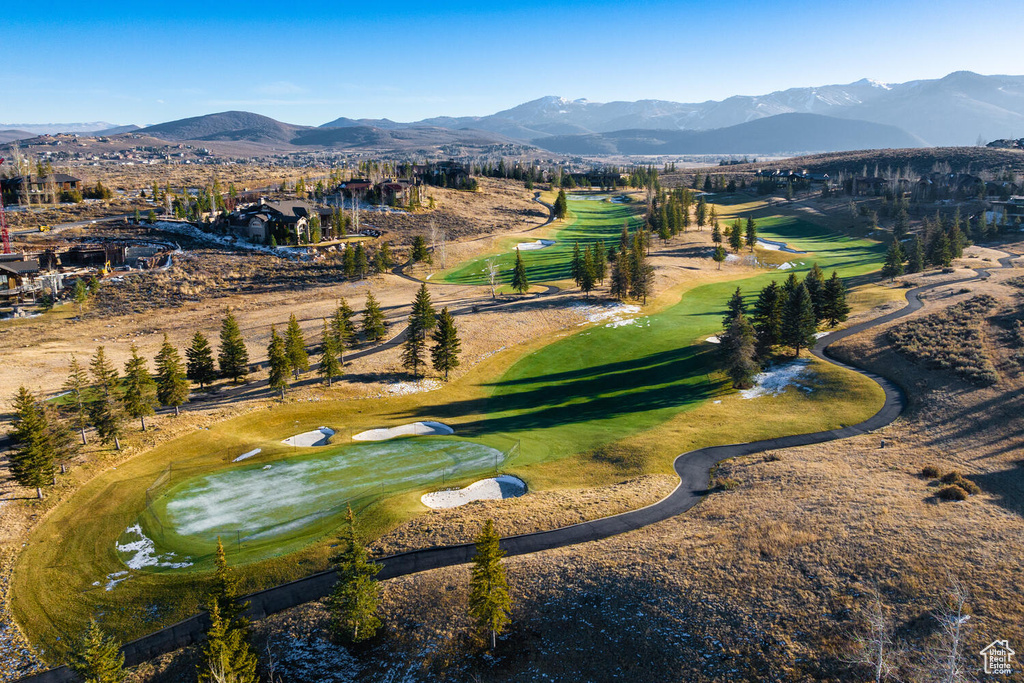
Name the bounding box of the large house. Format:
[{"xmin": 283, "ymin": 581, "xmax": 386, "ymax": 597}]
[
  {"xmin": 219, "ymin": 198, "xmax": 332, "ymax": 243},
  {"xmin": 1, "ymin": 174, "xmax": 82, "ymax": 203}
]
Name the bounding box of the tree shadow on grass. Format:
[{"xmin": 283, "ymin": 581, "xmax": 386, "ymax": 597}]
[{"xmin": 967, "ymin": 459, "xmax": 1024, "ymax": 517}]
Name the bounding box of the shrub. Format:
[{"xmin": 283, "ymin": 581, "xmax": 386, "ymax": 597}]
[
  {"xmin": 921, "ymin": 465, "xmax": 943, "ymax": 479},
  {"xmin": 937, "ymin": 485, "xmax": 969, "ymax": 501},
  {"xmin": 714, "ymin": 477, "xmax": 740, "ymax": 491},
  {"xmin": 765, "ymin": 452, "xmax": 782, "ymax": 462},
  {"xmin": 938, "ymin": 470, "xmax": 981, "ymax": 495},
  {"xmin": 888, "ymin": 295, "xmax": 1000, "ymax": 385}
]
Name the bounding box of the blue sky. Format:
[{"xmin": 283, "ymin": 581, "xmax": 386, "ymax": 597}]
[{"xmin": 2, "ymin": 0, "xmax": 1020, "ymax": 126}]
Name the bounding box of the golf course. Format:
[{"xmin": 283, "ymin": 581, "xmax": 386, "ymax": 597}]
[{"xmin": 12, "ymin": 194, "xmax": 890, "ymax": 658}]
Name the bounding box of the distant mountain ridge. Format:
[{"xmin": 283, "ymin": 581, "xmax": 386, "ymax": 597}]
[
  {"xmin": 0, "ymin": 121, "xmax": 128, "ymax": 136},
  {"xmin": 321, "ymin": 71, "xmax": 1024, "ymax": 146}
]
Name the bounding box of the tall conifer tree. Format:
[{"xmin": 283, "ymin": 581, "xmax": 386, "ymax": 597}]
[
  {"xmin": 468, "ymin": 519, "xmax": 512, "ymax": 650},
  {"xmin": 218, "ymin": 312, "xmax": 249, "ymax": 383},
  {"xmin": 155, "ymin": 335, "xmax": 189, "ymax": 416},
  {"xmin": 186, "ymin": 332, "xmax": 217, "ymax": 390}
]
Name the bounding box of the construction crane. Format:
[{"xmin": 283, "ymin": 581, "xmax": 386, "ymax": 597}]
[{"xmin": 0, "ymin": 157, "xmax": 10, "ymax": 254}]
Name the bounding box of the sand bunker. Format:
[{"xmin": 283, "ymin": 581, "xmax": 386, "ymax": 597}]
[
  {"xmin": 515, "ymin": 239, "xmax": 555, "ymax": 251},
  {"xmin": 352, "ymin": 421, "xmax": 454, "ymax": 442},
  {"xmin": 421, "ymin": 475, "xmax": 527, "ymax": 509},
  {"xmin": 282, "ymin": 427, "xmax": 335, "ymax": 447}
]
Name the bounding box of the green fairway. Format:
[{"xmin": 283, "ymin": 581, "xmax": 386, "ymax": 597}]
[
  {"xmin": 130, "ymin": 438, "xmax": 506, "ymax": 569},
  {"xmin": 442, "ymin": 194, "xmax": 640, "ymax": 285}
]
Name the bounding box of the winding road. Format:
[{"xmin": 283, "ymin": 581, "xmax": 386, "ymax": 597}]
[{"xmin": 16, "ymin": 254, "xmax": 1017, "ymax": 683}]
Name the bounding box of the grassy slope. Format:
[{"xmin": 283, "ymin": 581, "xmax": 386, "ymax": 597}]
[{"xmin": 12, "ymin": 196, "xmax": 888, "ymax": 660}]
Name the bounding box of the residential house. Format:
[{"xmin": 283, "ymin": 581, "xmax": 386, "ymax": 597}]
[{"xmin": 1, "ymin": 174, "xmax": 82, "ymax": 203}]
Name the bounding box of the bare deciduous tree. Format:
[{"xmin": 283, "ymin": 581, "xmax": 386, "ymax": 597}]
[
  {"xmin": 922, "ymin": 576, "xmax": 972, "ymax": 683},
  {"xmin": 486, "ymin": 259, "xmax": 500, "ymax": 299},
  {"xmin": 848, "ymin": 587, "xmax": 899, "ymax": 682}
]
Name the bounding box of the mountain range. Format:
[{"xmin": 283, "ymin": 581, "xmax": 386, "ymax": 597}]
[{"xmin": 3, "ymin": 72, "xmax": 1023, "ymax": 155}]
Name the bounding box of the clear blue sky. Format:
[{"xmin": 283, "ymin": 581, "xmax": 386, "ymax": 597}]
[{"xmin": 2, "ymin": 0, "xmax": 1020, "ymax": 126}]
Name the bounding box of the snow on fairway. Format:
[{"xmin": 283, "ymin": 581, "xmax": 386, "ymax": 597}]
[
  {"xmin": 160, "ymin": 440, "xmax": 504, "ymax": 541},
  {"xmin": 352, "ymin": 421, "xmax": 453, "ymax": 441},
  {"xmin": 573, "ymin": 302, "xmax": 641, "ymax": 325},
  {"xmin": 116, "ymin": 524, "xmax": 192, "ymax": 570},
  {"xmin": 705, "ymin": 336, "xmax": 721, "ymax": 344},
  {"xmin": 756, "ymin": 237, "xmax": 807, "ymax": 254},
  {"xmin": 740, "ymin": 359, "xmax": 814, "ymax": 399},
  {"xmin": 421, "ymin": 475, "xmax": 526, "ymax": 509},
  {"xmin": 384, "ymin": 379, "xmax": 442, "ymax": 396},
  {"xmin": 515, "ymin": 239, "xmax": 555, "ymax": 251},
  {"xmin": 282, "ymin": 427, "xmax": 334, "ymax": 447},
  {"xmin": 233, "ymin": 448, "xmax": 261, "ymax": 462}
]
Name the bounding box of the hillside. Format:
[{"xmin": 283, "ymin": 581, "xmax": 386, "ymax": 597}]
[
  {"xmin": 291, "ymin": 125, "xmax": 514, "ymax": 150},
  {"xmin": 0, "ymin": 130, "xmax": 33, "ymax": 144},
  {"xmin": 139, "ymin": 111, "xmax": 311, "ymax": 144},
  {"xmin": 533, "ymin": 113, "xmax": 924, "ymax": 155}
]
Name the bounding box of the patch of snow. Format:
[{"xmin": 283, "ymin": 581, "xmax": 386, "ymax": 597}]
[
  {"xmin": 740, "ymin": 359, "xmax": 813, "ymax": 399},
  {"xmin": 777, "ymin": 262, "xmax": 795, "ymax": 270},
  {"xmin": 384, "ymin": 379, "xmax": 442, "ymax": 395},
  {"xmin": 262, "ymin": 465, "xmax": 273, "ymax": 470},
  {"xmin": 705, "ymin": 336, "xmax": 721, "ymax": 344},
  {"xmin": 813, "ymin": 331, "xmax": 831, "ymax": 339},
  {"xmin": 515, "ymin": 239, "xmax": 555, "ymax": 251},
  {"xmin": 233, "ymin": 448, "xmax": 262, "ymax": 462},
  {"xmin": 756, "ymin": 238, "xmax": 807, "ymax": 254},
  {"xmin": 421, "ymin": 475, "xmax": 527, "ymax": 509},
  {"xmin": 352, "ymin": 421, "xmax": 453, "ymax": 442},
  {"xmin": 572, "ymin": 302, "xmax": 641, "ymax": 327},
  {"xmin": 282, "ymin": 427, "xmax": 335, "ymax": 448},
  {"xmin": 116, "ymin": 524, "xmax": 192, "ymax": 570},
  {"xmin": 725, "ymin": 254, "xmax": 740, "ymax": 262},
  {"xmin": 266, "ymin": 633, "xmax": 359, "ymax": 682},
  {"xmin": 104, "ymin": 571, "xmax": 130, "ymax": 591}
]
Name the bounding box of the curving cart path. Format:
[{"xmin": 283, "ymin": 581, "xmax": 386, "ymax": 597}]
[{"xmin": 17, "ymin": 255, "xmax": 1017, "ymax": 683}]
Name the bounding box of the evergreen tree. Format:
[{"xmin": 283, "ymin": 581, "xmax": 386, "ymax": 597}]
[
  {"xmin": 781, "ymin": 283, "xmax": 818, "ymax": 357},
  {"xmin": 591, "ymin": 240, "xmax": 607, "ymax": 285},
  {"xmin": 319, "ymin": 320, "xmax": 342, "ymax": 387},
  {"xmin": 362, "ymin": 292, "xmax": 387, "ymax": 342},
  {"xmin": 695, "ymin": 197, "xmax": 707, "ymax": 229},
  {"xmin": 511, "ymin": 249, "xmax": 530, "ymax": 294},
  {"xmin": 401, "ymin": 314, "xmax": 427, "ymax": 379},
  {"xmin": 354, "ymin": 242, "xmax": 369, "ymax": 278},
  {"xmin": 9, "ymin": 387, "xmax": 56, "ymax": 499},
  {"xmin": 745, "ymin": 216, "xmax": 757, "ymax": 251},
  {"xmin": 411, "ymin": 283, "xmax": 436, "ymax": 336},
  {"xmin": 328, "ymin": 507, "xmax": 382, "ymax": 644},
  {"xmin": 90, "ymin": 346, "xmax": 119, "ymax": 397},
  {"xmin": 285, "ymin": 314, "xmax": 309, "ymax": 380},
  {"xmin": 69, "ymin": 619, "xmax": 126, "ymax": 683},
  {"xmin": 73, "ymin": 279, "xmax": 89, "ymax": 317},
  {"xmin": 893, "ymin": 208, "xmax": 909, "ymax": 241},
  {"xmin": 610, "ymin": 246, "xmax": 632, "ymax": 299},
  {"xmin": 570, "ymin": 241, "xmax": 584, "ymax": 286},
  {"xmin": 721, "ymin": 313, "xmax": 759, "ymax": 389},
  {"xmin": 122, "ymin": 345, "xmax": 156, "ymax": 431},
  {"xmin": 218, "ymin": 312, "xmax": 249, "ymax": 383},
  {"xmin": 711, "ymin": 221, "xmax": 722, "ymax": 245},
  {"xmin": 728, "ymin": 219, "xmax": 744, "ymax": 253},
  {"xmin": 63, "ymin": 355, "xmax": 90, "ymax": 445},
  {"xmin": 629, "ymin": 236, "xmax": 654, "ymax": 304},
  {"xmin": 580, "ymin": 245, "xmax": 596, "ymax": 298},
  {"xmin": 342, "ymin": 244, "xmax": 356, "ymax": 278},
  {"xmin": 198, "ymin": 601, "xmax": 258, "ymax": 683},
  {"xmin": 331, "ymin": 298, "xmax": 358, "ymax": 355},
  {"xmin": 723, "ymin": 287, "xmax": 745, "ymax": 328},
  {"xmin": 431, "ymin": 307, "xmax": 461, "ymax": 380},
  {"xmin": 752, "ymin": 281, "xmax": 785, "ymax": 357},
  {"xmin": 469, "ymin": 519, "xmax": 512, "ymax": 650},
  {"xmin": 781, "ymin": 272, "xmax": 800, "ymax": 300},
  {"xmin": 947, "ymin": 221, "xmax": 966, "ymax": 259},
  {"xmin": 186, "ymin": 332, "xmax": 217, "ymax": 390},
  {"xmin": 267, "ymin": 326, "xmax": 289, "ymax": 398},
  {"xmin": 712, "ymin": 245, "xmax": 727, "ymax": 270},
  {"xmin": 411, "ymin": 235, "xmax": 431, "ymax": 263},
  {"xmin": 907, "ymin": 235, "xmax": 925, "ymax": 274},
  {"xmin": 881, "ymin": 239, "xmax": 906, "ymax": 281},
  {"xmin": 928, "ymin": 230, "xmax": 952, "ymax": 267},
  {"xmin": 803, "ymin": 263, "xmax": 826, "ymax": 322},
  {"xmin": 154, "ymin": 335, "xmax": 189, "ymax": 416},
  {"xmin": 553, "ymin": 189, "xmax": 568, "ymax": 219},
  {"xmin": 821, "ymin": 271, "xmax": 850, "ymax": 328}
]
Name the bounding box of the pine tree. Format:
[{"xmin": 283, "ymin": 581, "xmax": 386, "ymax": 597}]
[
  {"xmin": 401, "ymin": 314, "xmax": 427, "ymax": 379},
  {"xmin": 553, "ymin": 189, "xmax": 568, "ymax": 219},
  {"xmin": 782, "ymin": 283, "xmax": 818, "ymax": 357},
  {"xmin": 721, "ymin": 313, "xmax": 759, "ymax": 389},
  {"xmin": 723, "ymin": 287, "xmax": 745, "ymax": 328},
  {"xmin": 728, "ymin": 219, "xmax": 744, "ymax": 253},
  {"xmin": 803, "ymin": 263, "xmax": 826, "ymax": 322},
  {"xmin": 198, "ymin": 602, "xmax": 258, "ymax": 683},
  {"xmin": 73, "ymin": 279, "xmax": 89, "ymax": 317},
  {"xmin": 154, "ymin": 335, "xmax": 189, "ymax": 416},
  {"xmin": 469, "ymin": 519, "xmax": 512, "ymax": 650},
  {"xmin": 64, "ymin": 355, "xmax": 90, "ymax": 445},
  {"xmin": 267, "ymin": 326, "xmax": 289, "ymax": 398},
  {"xmin": 362, "ymin": 292, "xmax": 387, "ymax": 342},
  {"xmin": 821, "ymin": 271, "xmax": 850, "ymax": 328},
  {"xmin": 319, "ymin": 320, "xmax": 341, "ymax": 387},
  {"xmin": 411, "ymin": 234, "xmax": 431, "ymax": 263},
  {"xmin": 331, "ymin": 298, "xmax": 357, "ymax": 361},
  {"xmin": 570, "ymin": 242, "xmax": 583, "ymax": 286},
  {"xmin": 695, "ymin": 196, "xmax": 707, "ymax": 229},
  {"xmin": 90, "ymin": 346, "xmax": 119, "ymax": 397},
  {"xmin": 328, "ymin": 507, "xmax": 382, "ymax": 644},
  {"xmin": 121, "ymin": 345, "xmax": 156, "ymax": 431},
  {"xmin": 9, "ymin": 387, "xmax": 56, "ymax": 499},
  {"xmin": 580, "ymin": 245, "xmax": 596, "ymax": 298},
  {"xmin": 712, "ymin": 245, "xmax": 727, "ymax": 270},
  {"xmin": 186, "ymin": 332, "xmax": 217, "ymax": 390},
  {"xmin": 69, "ymin": 619, "xmax": 126, "ymax": 683},
  {"xmin": 929, "ymin": 231, "xmax": 952, "ymax": 267},
  {"xmin": 593, "ymin": 240, "xmax": 607, "ymax": 284},
  {"xmin": 206, "ymin": 537, "xmax": 250, "ymax": 630},
  {"xmin": 711, "ymin": 222, "xmax": 722, "ymax": 245},
  {"xmin": 411, "ymin": 283, "xmax": 436, "ymax": 337},
  {"xmin": 894, "ymin": 208, "xmax": 909, "ymax": 241},
  {"xmin": 431, "ymin": 307, "xmax": 461, "ymax": 380},
  {"xmin": 285, "ymin": 314, "xmax": 309, "ymax": 380},
  {"xmin": 218, "ymin": 312, "xmax": 249, "ymax": 383},
  {"xmin": 342, "ymin": 245, "xmax": 356, "ymax": 278},
  {"xmin": 907, "ymin": 235, "xmax": 925, "ymax": 274},
  {"xmin": 881, "ymin": 239, "xmax": 906, "ymax": 281},
  {"xmin": 745, "ymin": 216, "xmax": 757, "ymax": 251},
  {"xmin": 947, "ymin": 221, "xmax": 966, "ymax": 259},
  {"xmin": 752, "ymin": 281, "xmax": 785, "ymax": 358},
  {"xmin": 354, "ymin": 242, "xmax": 369, "ymax": 278},
  {"xmin": 511, "ymin": 249, "xmax": 530, "ymax": 294},
  {"xmin": 610, "ymin": 246, "xmax": 632, "ymax": 299}
]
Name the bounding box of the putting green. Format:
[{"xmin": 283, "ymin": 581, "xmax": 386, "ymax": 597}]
[
  {"xmin": 127, "ymin": 439, "xmax": 505, "ymax": 569},
  {"xmin": 442, "ymin": 194, "xmax": 640, "ymax": 285}
]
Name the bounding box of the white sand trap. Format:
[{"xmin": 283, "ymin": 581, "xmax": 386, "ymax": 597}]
[
  {"xmin": 233, "ymin": 448, "xmax": 262, "ymax": 462},
  {"xmin": 515, "ymin": 239, "xmax": 555, "ymax": 251},
  {"xmin": 282, "ymin": 427, "xmax": 335, "ymax": 447},
  {"xmin": 352, "ymin": 421, "xmax": 454, "ymax": 442},
  {"xmin": 421, "ymin": 475, "xmax": 527, "ymax": 508},
  {"xmin": 740, "ymin": 359, "xmax": 813, "ymax": 399}
]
